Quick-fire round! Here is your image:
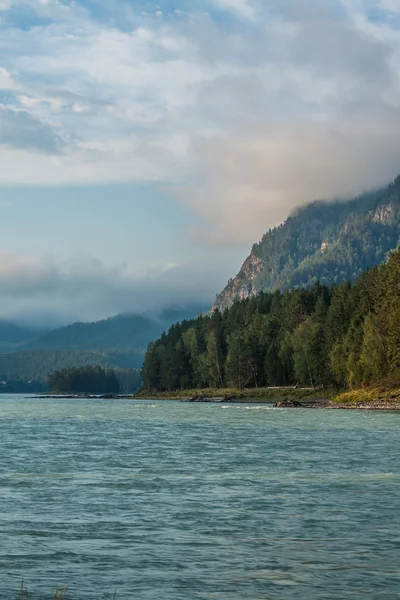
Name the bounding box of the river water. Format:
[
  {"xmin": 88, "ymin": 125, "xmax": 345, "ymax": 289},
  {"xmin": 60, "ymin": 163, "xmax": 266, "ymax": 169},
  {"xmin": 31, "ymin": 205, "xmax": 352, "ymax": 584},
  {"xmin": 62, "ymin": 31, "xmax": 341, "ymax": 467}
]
[{"xmin": 0, "ymin": 395, "xmax": 399, "ymax": 600}]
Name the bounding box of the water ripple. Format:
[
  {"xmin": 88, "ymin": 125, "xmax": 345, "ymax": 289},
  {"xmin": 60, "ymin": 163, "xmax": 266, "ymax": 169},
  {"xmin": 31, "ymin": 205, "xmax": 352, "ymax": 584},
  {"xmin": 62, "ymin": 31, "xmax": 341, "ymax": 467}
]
[{"xmin": 0, "ymin": 395, "xmax": 399, "ymax": 600}]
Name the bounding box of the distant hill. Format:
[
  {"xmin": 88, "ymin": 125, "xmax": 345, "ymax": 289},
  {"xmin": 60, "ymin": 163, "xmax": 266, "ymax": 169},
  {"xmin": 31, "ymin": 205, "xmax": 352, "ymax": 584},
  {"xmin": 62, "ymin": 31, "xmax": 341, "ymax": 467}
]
[
  {"xmin": 214, "ymin": 175, "xmax": 400, "ymax": 310},
  {"xmin": 0, "ymin": 320, "xmax": 48, "ymax": 353},
  {"xmin": 0, "ymin": 305, "xmax": 207, "ymax": 384},
  {"xmin": 0, "ymin": 349, "xmax": 143, "ymax": 385},
  {"xmin": 22, "ymin": 313, "xmax": 163, "ymax": 353},
  {"xmin": 21, "ymin": 307, "xmax": 207, "ymax": 356}
]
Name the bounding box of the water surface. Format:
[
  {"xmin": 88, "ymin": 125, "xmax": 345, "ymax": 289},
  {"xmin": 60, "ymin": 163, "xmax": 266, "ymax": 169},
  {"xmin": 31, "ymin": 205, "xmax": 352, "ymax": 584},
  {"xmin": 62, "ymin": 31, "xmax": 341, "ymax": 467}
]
[{"xmin": 0, "ymin": 395, "xmax": 399, "ymax": 600}]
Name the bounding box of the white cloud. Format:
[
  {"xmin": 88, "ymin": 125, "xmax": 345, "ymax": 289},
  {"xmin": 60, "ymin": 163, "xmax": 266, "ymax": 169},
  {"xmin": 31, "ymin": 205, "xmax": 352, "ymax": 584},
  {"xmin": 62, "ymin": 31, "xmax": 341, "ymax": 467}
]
[
  {"xmin": 15, "ymin": 0, "xmax": 73, "ymax": 17},
  {"xmin": 0, "ymin": 67, "xmax": 17, "ymax": 89},
  {"xmin": 209, "ymin": 0, "xmax": 255, "ymax": 19},
  {"xmin": 0, "ymin": 249, "xmax": 228, "ymax": 323},
  {"xmin": 177, "ymin": 107, "xmax": 400, "ymax": 246},
  {"xmin": 72, "ymin": 103, "xmax": 89, "ymax": 113},
  {"xmin": 0, "ymin": 0, "xmax": 400, "ymax": 248},
  {"xmin": 0, "ymin": 0, "xmax": 70, "ymax": 14},
  {"xmin": 379, "ymin": 0, "xmax": 400, "ymax": 12}
]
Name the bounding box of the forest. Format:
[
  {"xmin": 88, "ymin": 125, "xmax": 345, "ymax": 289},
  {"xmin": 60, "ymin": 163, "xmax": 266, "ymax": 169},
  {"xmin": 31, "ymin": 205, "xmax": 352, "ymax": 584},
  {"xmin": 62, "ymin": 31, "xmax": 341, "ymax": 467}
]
[
  {"xmin": 48, "ymin": 366, "xmax": 120, "ymax": 394},
  {"xmin": 142, "ymin": 248, "xmax": 400, "ymax": 391}
]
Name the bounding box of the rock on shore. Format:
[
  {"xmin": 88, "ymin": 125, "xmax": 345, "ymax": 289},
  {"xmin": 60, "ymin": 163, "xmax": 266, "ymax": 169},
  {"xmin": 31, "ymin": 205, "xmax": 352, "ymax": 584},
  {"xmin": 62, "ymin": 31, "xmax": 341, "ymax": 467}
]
[
  {"xmin": 326, "ymin": 400, "xmax": 400, "ymax": 410},
  {"xmin": 274, "ymin": 400, "xmax": 303, "ymax": 408},
  {"xmin": 185, "ymin": 394, "xmax": 238, "ymax": 403}
]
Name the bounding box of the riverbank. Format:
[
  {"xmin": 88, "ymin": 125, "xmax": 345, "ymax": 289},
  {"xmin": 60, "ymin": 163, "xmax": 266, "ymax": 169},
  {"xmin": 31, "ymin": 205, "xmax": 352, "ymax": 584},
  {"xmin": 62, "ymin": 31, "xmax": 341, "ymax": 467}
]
[
  {"xmin": 326, "ymin": 387, "xmax": 400, "ymax": 409},
  {"xmin": 30, "ymin": 386, "xmax": 400, "ymax": 409},
  {"xmin": 134, "ymin": 386, "xmax": 400, "ymax": 409},
  {"xmin": 32, "ymin": 393, "xmax": 134, "ymax": 399},
  {"xmin": 134, "ymin": 386, "xmax": 335, "ymax": 402}
]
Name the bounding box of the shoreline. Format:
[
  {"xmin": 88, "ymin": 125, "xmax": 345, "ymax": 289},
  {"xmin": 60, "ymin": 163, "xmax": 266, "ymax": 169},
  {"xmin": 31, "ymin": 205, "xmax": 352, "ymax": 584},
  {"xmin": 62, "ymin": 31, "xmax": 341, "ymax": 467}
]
[
  {"xmin": 181, "ymin": 399, "xmax": 400, "ymax": 410},
  {"xmin": 323, "ymin": 402, "xmax": 400, "ymax": 410},
  {"xmin": 133, "ymin": 386, "xmax": 400, "ymax": 410},
  {"xmin": 28, "ymin": 387, "xmax": 400, "ymax": 410}
]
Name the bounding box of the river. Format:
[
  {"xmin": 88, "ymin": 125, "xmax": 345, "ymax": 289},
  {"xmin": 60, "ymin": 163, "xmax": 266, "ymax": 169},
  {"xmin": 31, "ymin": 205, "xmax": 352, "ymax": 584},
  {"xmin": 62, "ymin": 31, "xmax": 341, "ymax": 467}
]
[{"xmin": 0, "ymin": 395, "xmax": 399, "ymax": 599}]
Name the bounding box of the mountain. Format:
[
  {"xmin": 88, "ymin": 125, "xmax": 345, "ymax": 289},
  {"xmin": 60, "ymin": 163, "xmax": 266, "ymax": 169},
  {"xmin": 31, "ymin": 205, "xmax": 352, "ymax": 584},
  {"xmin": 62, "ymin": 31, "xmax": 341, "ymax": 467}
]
[
  {"xmin": 22, "ymin": 314, "xmax": 163, "ymax": 354},
  {"xmin": 213, "ymin": 176, "xmax": 400, "ymax": 311},
  {"xmin": 0, "ymin": 321, "xmax": 49, "ymax": 353},
  {"xmin": 0, "ymin": 305, "xmax": 207, "ymax": 384},
  {"xmin": 22, "ymin": 306, "xmax": 207, "ymax": 355}
]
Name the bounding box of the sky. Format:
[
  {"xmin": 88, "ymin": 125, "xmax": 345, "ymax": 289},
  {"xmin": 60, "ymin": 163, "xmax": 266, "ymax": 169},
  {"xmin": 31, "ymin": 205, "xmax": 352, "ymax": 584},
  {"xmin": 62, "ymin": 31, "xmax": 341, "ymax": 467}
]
[{"xmin": 1, "ymin": 0, "xmax": 400, "ymax": 324}]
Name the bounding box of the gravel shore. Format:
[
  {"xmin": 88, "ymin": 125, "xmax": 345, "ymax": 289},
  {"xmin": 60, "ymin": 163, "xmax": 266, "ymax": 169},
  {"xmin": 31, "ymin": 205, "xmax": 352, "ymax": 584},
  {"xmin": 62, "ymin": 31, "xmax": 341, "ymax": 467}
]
[{"xmin": 325, "ymin": 400, "xmax": 400, "ymax": 410}]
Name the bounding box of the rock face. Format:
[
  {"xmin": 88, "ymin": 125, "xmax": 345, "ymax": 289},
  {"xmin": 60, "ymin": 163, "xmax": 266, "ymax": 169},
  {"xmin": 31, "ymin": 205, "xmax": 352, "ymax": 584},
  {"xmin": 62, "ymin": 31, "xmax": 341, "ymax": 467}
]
[
  {"xmin": 213, "ymin": 255, "xmax": 264, "ymax": 311},
  {"xmin": 213, "ymin": 176, "xmax": 400, "ymax": 312},
  {"xmin": 373, "ymin": 204, "xmax": 395, "ymax": 223}
]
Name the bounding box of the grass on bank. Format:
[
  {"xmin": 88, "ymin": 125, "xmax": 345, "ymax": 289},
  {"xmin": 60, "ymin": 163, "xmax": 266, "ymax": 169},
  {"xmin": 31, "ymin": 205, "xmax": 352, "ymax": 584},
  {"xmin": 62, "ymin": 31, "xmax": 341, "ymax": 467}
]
[
  {"xmin": 135, "ymin": 384, "xmax": 400, "ymax": 405},
  {"xmin": 134, "ymin": 386, "xmax": 338, "ymax": 402},
  {"xmin": 333, "ymin": 386, "xmax": 400, "ymax": 404}
]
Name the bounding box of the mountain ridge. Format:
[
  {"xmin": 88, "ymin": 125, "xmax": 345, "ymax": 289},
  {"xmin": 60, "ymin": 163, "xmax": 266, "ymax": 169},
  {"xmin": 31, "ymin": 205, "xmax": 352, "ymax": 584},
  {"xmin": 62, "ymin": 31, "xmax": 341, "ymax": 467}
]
[{"xmin": 213, "ymin": 176, "xmax": 400, "ymax": 311}]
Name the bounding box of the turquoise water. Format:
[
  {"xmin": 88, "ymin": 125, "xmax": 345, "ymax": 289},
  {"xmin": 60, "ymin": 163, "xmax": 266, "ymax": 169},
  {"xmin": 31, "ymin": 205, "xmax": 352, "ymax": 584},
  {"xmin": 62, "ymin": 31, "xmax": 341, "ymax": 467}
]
[{"xmin": 0, "ymin": 396, "xmax": 399, "ymax": 600}]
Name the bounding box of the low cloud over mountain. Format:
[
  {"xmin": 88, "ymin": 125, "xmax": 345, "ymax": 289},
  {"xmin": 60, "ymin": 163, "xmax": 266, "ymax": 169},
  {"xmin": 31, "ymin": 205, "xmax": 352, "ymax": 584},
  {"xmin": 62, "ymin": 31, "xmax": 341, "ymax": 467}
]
[{"xmin": 0, "ymin": 250, "xmax": 229, "ymax": 325}]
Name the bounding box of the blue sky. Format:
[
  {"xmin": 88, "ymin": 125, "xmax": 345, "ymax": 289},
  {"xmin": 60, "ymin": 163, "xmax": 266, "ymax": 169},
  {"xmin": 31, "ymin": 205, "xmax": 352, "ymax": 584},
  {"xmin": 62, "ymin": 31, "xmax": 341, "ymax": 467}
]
[{"xmin": 1, "ymin": 0, "xmax": 400, "ymax": 323}]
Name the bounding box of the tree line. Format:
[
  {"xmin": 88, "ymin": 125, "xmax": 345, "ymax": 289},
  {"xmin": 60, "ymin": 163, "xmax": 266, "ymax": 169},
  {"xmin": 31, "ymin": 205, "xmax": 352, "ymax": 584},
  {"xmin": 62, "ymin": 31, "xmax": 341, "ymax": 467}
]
[
  {"xmin": 0, "ymin": 349, "xmax": 143, "ymax": 386},
  {"xmin": 142, "ymin": 248, "xmax": 400, "ymax": 391},
  {"xmin": 48, "ymin": 366, "xmax": 120, "ymax": 394}
]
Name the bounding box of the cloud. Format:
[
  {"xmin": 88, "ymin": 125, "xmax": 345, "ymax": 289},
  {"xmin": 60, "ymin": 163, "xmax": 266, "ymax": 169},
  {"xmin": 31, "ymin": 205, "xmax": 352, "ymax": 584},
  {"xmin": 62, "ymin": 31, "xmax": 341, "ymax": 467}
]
[
  {"xmin": 0, "ymin": 0, "xmax": 400, "ymax": 248},
  {"xmin": 165, "ymin": 4, "xmax": 400, "ymax": 245},
  {"xmin": 0, "ymin": 106, "xmax": 65, "ymax": 153},
  {"xmin": 0, "ymin": 67, "xmax": 17, "ymax": 90},
  {"xmin": 379, "ymin": 0, "xmax": 400, "ymax": 12},
  {"xmin": 6, "ymin": 0, "xmax": 75, "ymax": 18},
  {"xmin": 176, "ymin": 105, "xmax": 400, "ymax": 246},
  {"xmin": 0, "ymin": 249, "xmax": 230, "ymax": 324},
  {"xmin": 209, "ymin": 0, "xmax": 255, "ymax": 19}
]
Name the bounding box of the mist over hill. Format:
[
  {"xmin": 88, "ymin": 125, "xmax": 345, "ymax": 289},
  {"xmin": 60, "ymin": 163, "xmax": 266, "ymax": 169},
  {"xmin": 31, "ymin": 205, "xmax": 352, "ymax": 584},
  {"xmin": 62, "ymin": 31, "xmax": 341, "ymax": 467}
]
[
  {"xmin": 0, "ymin": 304, "xmax": 207, "ymax": 385},
  {"xmin": 214, "ymin": 176, "xmax": 400, "ymax": 311},
  {"xmin": 0, "ymin": 321, "xmax": 49, "ymax": 354}
]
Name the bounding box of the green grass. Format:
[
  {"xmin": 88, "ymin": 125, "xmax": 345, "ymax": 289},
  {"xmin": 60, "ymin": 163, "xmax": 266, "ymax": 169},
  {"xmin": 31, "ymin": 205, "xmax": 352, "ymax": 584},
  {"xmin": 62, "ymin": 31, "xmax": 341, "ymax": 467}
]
[
  {"xmin": 134, "ymin": 386, "xmax": 338, "ymax": 402},
  {"xmin": 332, "ymin": 387, "xmax": 400, "ymax": 404},
  {"xmin": 136, "ymin": 385, "xmax": 400, "ymax": 406}
]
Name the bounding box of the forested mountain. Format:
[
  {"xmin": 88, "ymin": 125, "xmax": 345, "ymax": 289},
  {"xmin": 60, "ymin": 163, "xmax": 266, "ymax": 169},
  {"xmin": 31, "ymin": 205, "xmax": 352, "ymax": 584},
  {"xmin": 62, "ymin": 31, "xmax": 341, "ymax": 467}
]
[
  {"xmin": 0, "ymin": 320, "xmax": 48, "ymax": 353},
  {"xmin": 142, "ymin": 247, "xmax": 400, "ymax": 391},
  {"xmin": 0, "ymin": 305, "xmax": 206, "ymax": 387},
  {"xmin": 22, "ymin": 314, "xmax": 162, "ymax": 352},
  {"xmin": 0, "ymin": 321, "xmax": 40, "ymax": 343},
  {"xmin": 22, "ymin": 306, "xmax": 207, "ymax": 353},
  {"xmin": 214, "ymin": 176, "xmax": 400, "ymax": 311}
]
